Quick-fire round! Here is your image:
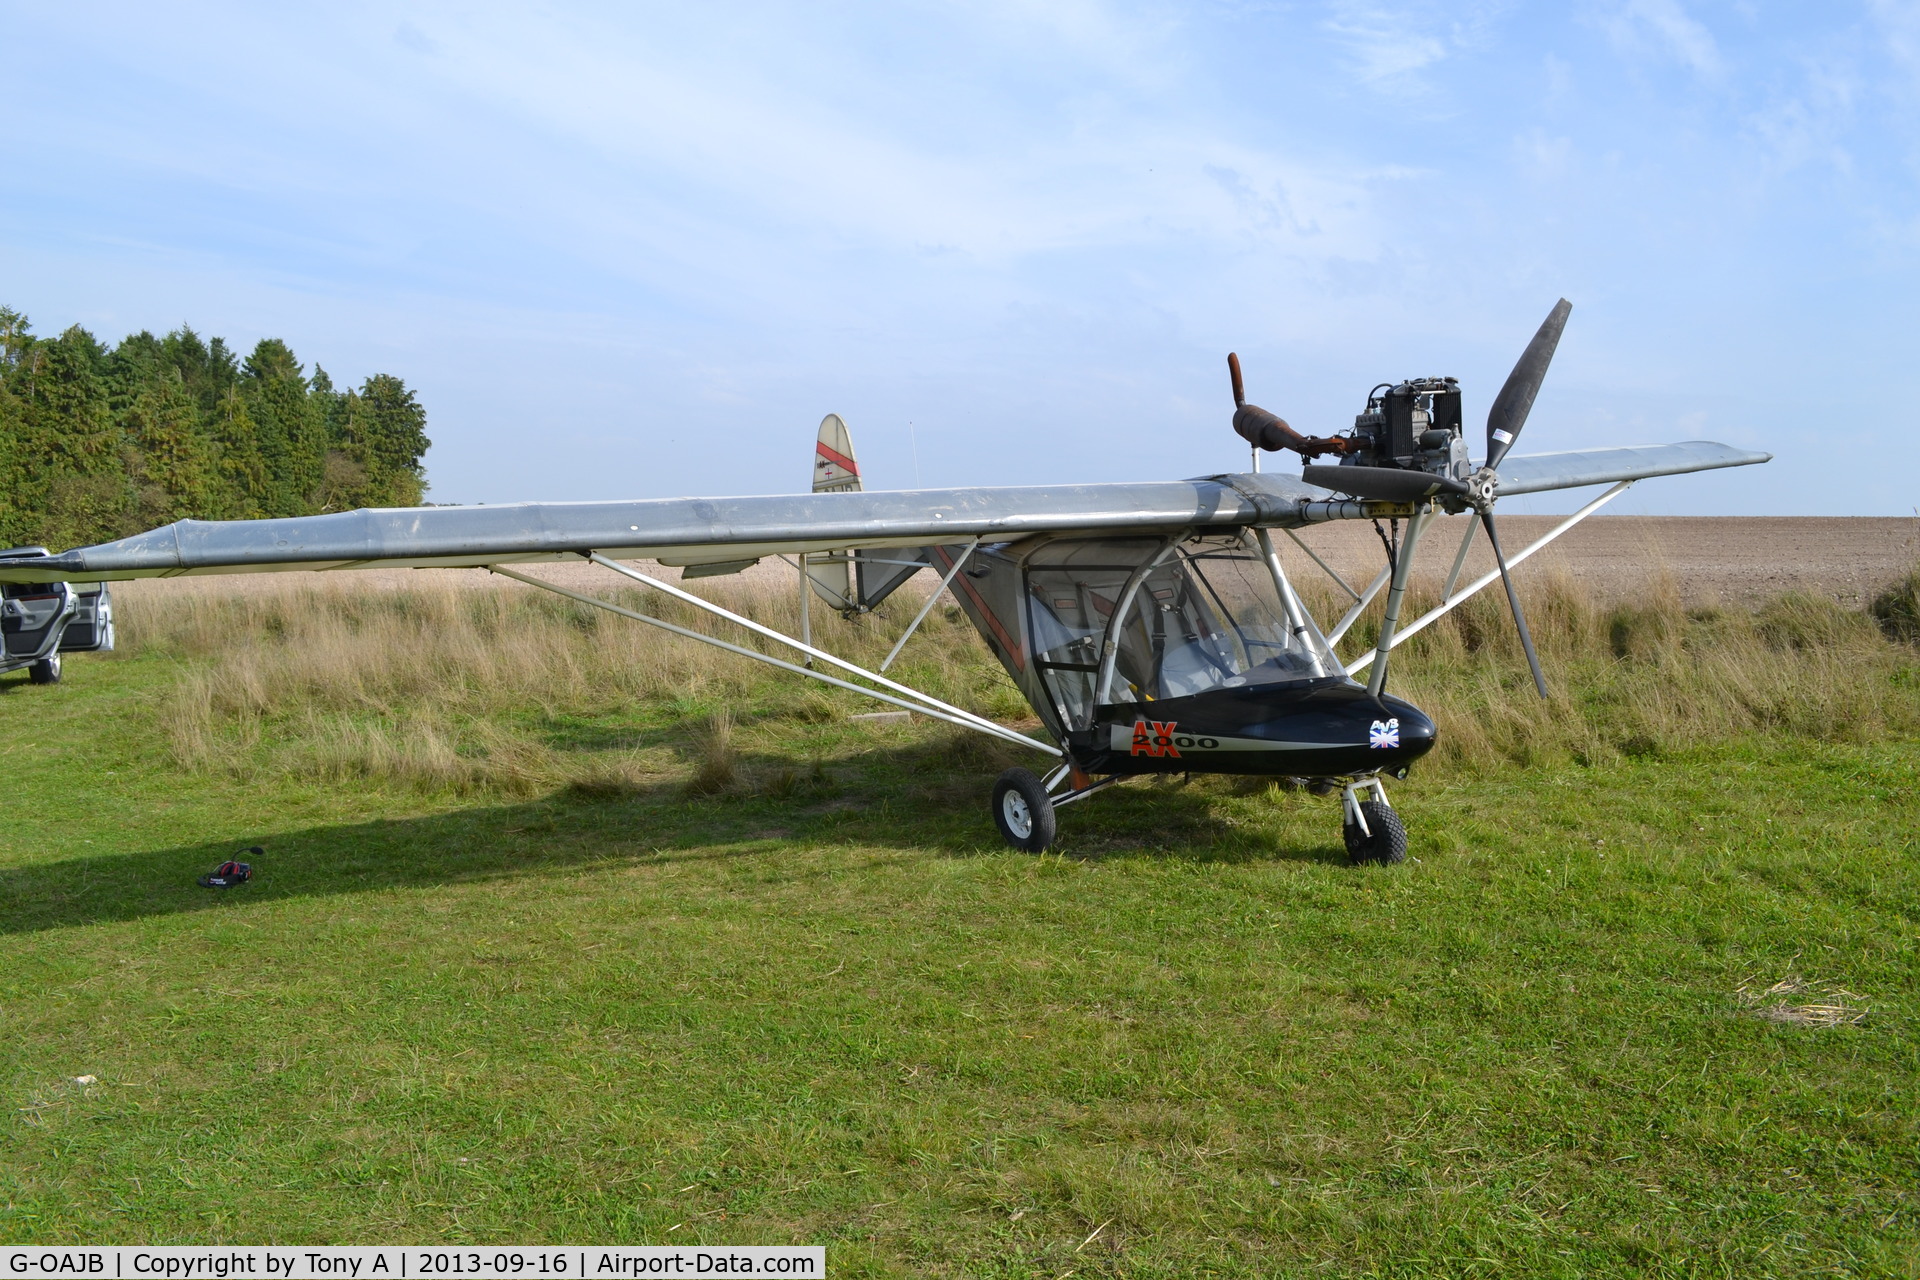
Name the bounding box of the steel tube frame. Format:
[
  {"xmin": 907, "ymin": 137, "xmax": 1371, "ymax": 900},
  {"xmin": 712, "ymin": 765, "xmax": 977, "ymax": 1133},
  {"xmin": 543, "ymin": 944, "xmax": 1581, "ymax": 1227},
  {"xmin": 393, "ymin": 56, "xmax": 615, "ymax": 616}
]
[
  {"xmin": 878, "ymin": 538, "xmax": 980, "ymax": 673},
  {"xmin": 486, "ymin": 565, "xmax": 1055, "ymax": 755},
  {"xmin": 1051, "ymin": 774, "xmax": 1123, "ymax": 809},
  {"xmin": 1283, "ymin": 527, "xmax": 1362, "ymax": 602},
  {"xmin": 1440, "ymin": 517, "xmax": 1477, "ymax": 604},
  {"xmin": 1254, "ymin": 527, "xmax": 1332, "ymax": 679},
  {"xmin": 586, "ymin": 552, "xmax": 1059, "ymax": 755},
  {"xmin": 1326, "ymin": 562, "xmax": 1394, "ymax": 647},
  {"xmin": 795, "ymin": 553, "xmax": 811, "ymax": 662},
  {"xmin": 1345, "ymin": 481, "xmax": 1634, "ymax": 675},
  {"xmin": 1094, "ymin": 537, "xmax": 1184, "ymax": 706},
  {"xmin": 1341, "ymin": 775, "xmax": 1390, "ymax": 837},
  {"xmin": 1364, "ymin": 509, "xmax": 1430, "ymax": 697}
]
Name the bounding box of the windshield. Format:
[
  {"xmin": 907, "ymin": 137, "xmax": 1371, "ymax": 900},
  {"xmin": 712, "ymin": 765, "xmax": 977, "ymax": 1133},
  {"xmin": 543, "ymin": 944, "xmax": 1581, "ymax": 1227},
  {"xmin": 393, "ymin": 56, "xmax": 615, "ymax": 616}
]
[{"xmin": 1024, "ymin": 533, "xmax": 1340, "ymax": 727}]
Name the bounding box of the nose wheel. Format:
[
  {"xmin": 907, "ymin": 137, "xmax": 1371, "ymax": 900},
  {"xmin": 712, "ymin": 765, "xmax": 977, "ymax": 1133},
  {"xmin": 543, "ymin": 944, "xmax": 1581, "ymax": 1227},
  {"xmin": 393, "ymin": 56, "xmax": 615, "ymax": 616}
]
[{"xmin": 1341, "ymin": 775, "xmax": 1407, "ymax": 864}]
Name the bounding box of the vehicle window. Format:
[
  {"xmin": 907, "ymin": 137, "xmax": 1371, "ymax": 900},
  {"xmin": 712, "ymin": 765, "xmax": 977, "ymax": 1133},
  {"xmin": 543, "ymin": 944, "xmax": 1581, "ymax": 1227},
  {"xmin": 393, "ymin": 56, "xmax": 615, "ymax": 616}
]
[{"xmin": 1023, "ymin": 533, "xmax": 1340, "ymax": 727}]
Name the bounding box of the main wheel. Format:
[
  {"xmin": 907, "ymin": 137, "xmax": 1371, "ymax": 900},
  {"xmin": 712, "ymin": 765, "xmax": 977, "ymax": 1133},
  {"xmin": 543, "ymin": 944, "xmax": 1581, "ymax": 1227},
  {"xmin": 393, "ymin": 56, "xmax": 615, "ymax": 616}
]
[
  {"xmin": 1343, "ymin": 799, "xmax": 1406, "ymax": 865},
  {"xmin": 991, "ymin": 767, "xmax": 1057, "ymax": 853},
  {"xmin": 28, "ymin": 653, "xmax": 61, "ymax": 685}
]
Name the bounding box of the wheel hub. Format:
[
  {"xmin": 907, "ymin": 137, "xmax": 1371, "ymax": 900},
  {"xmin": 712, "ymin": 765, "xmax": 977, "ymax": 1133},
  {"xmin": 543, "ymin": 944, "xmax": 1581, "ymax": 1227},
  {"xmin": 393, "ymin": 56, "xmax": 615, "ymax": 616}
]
[{"xmin": 1002, "ymin": 791, "xmax": 1033, "ymax": 839}]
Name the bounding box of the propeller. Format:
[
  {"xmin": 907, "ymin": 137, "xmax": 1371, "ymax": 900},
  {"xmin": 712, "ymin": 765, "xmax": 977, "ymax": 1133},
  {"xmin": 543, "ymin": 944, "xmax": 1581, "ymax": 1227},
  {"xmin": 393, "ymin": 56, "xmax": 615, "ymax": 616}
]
[
  {"xmin": 1473, "ymin": 298, "xmax": 1569, "ymax": 699},
  {"xmin": 1480, "ymin": 508, "xmax": 1548, "ymax": 697},
  {"xmin": 1300, "ymin": 299, "xmax": 1572, "ymax": 700},
  {"xmin": 1301, "ymin": 465, "xmax": 1465, "ymax": 503},
  {"xmin": 1485, "ymin": 298, "xmax": 1572, "ymax": 471}
]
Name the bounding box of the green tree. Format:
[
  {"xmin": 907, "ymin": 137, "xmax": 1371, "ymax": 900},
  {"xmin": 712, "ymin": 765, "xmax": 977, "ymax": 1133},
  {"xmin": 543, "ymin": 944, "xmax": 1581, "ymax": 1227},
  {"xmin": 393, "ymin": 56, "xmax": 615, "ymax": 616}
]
[
  {"xmin": 0, "ymin": 305, "xmax": 431, "ymax": 546},
  {"xmin": 348, "ymin": 374, "xmax": 431, "ymax": 507},
  {"xmin": 15, "ymin": 326, "xmax": 132, "ymax": 548},
  {"xmin": 127, "ymin": 371, "xmax": 218, "ymax": 525},
  {"xmin": 241, "ymin": 338, "xmax": 328, "ymax": 516},
  {"xmin": 0, "ymin": 306, "xmax": 31, "ymax": 372},
  {"xmin": 211, "ymin": 387, "xmax": 269, "ymax": 520}
]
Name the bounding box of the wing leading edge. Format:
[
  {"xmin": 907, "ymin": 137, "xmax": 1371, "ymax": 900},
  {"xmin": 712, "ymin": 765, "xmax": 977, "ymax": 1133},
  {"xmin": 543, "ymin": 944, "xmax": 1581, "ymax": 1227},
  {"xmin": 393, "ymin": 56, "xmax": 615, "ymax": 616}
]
[
  {"xmin": 0, "ymin": 441, "xmax": 1768, "ymax": 585},
  {"xmin": 0, "ymin": 478, "xmax": 1299, "ymax": 584}
]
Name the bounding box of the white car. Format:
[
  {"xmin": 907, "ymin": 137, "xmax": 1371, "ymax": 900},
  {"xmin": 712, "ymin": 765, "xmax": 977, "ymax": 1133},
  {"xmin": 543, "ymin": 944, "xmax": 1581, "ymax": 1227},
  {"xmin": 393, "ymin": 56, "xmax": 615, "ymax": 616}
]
[{"xmin": 0, "ymin": 547, "xmax": 113, "ymax": 684}]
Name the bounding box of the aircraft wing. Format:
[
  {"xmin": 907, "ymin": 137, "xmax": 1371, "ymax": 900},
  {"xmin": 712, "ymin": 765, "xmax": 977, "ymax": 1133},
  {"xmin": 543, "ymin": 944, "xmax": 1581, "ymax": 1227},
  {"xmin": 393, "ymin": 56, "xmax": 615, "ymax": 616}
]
[
  {"xmin": 0, "ymin": 477, "xmax": 1308, "ymax": 584},
  {"xmin": 0, "ymin": 440, "xmax": 1769, "ymax": 585},
  {"xmin": 1490, "ymin": 441, "xmax": 1770, "ymax": 496}
]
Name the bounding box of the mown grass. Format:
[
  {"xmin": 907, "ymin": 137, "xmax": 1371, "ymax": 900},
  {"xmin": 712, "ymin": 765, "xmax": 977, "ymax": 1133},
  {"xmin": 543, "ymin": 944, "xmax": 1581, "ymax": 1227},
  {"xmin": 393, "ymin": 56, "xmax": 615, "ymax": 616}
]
[{"xmin": 0, "ymin": 561, "xmax": 1916, "ymax": 1277}]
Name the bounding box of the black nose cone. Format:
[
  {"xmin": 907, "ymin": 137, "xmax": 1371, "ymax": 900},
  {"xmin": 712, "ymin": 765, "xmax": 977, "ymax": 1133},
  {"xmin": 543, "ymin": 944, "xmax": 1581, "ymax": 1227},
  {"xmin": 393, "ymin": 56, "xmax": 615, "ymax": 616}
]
[{"xmin": 1367, "ymin": 691, "xmax": 1437, "ymax": 763}]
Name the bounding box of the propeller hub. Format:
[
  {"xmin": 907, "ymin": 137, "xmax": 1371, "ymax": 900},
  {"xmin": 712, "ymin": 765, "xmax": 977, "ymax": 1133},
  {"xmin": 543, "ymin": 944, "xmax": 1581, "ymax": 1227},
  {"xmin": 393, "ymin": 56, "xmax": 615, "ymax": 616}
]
[{"xmin": 1466, "ymin": 467, "xmax": 1500, "ymax": 512}]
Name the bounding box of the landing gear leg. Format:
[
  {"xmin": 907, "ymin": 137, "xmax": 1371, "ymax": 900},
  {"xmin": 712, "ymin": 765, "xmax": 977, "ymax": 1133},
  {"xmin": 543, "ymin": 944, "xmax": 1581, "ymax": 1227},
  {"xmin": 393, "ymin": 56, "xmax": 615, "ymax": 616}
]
[
  {"xmin": 991, "ymin": 765, "xmax": 1120, "ymax": 852},
  {"xmin": 1341, "ymin": 774, "xmax": 1406, "ymax": 865}
]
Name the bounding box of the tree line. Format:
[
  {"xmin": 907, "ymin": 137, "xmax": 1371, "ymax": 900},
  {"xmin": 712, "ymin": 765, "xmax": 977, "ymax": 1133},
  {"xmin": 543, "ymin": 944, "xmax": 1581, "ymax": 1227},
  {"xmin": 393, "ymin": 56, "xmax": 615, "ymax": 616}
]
[{"xmin": 0, "ymin": 305, "xmax": 430, "ymax": 552}]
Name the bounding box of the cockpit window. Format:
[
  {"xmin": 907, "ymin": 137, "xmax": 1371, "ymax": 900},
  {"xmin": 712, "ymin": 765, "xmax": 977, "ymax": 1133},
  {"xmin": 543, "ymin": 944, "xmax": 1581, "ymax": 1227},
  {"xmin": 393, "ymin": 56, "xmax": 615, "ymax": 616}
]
[{"xmin": 1024, "ymin": 533, "xmax": 1341, "ymax": 728}]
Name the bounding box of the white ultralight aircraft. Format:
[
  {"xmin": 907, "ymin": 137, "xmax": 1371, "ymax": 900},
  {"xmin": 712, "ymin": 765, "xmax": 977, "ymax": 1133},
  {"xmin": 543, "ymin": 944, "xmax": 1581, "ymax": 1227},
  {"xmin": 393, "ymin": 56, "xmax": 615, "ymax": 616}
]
[{"xmin": 0, "ymin": 302, "xmax": 1769, "ymax": 861}]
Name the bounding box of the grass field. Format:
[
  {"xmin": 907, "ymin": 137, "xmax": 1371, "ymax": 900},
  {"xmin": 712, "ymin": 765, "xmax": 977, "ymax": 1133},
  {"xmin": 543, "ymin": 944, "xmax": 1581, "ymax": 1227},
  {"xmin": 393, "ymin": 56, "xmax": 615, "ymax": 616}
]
[{"xmin": 1, "ymin": 564, "xmax": 1917, "ymax": 1277}]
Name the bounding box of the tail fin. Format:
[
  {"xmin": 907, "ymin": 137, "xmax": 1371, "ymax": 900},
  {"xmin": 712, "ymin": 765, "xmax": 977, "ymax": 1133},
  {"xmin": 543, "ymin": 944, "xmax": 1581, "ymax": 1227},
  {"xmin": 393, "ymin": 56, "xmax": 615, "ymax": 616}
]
[
  {"xmin": 807, "ymin": 414, "xmax": 860, "ymax": 610},
  {"xmin": 812, "ymin": 413, "xmax": 861, "ymax": 493}
]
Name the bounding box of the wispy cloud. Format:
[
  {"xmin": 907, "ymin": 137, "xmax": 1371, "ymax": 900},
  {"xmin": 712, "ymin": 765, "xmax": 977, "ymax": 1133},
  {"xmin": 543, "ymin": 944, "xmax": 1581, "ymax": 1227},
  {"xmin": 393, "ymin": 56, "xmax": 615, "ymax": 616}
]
[
  {"xmin": 1604, "ymin": 0, "xmax": 1723, "ymax": 80},
  {"xmin": 1320, "ymin": 1, "xmax": 1455, "ymax": 87}
]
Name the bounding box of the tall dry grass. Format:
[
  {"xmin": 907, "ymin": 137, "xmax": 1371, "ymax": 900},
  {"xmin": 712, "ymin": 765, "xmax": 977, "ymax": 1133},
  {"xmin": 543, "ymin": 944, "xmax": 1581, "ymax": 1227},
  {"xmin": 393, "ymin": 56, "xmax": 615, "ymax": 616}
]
[
  {"xmin": 119, "ymin": 568, "xmax": 1022, "ymax": 795},
  {"xmin": 108, "ymin": 560, "xmax": 1920, "ymax": 797},
  {"xmin": 1334, "ymin": 568, "xmax": 1920, "ymax": 771}
]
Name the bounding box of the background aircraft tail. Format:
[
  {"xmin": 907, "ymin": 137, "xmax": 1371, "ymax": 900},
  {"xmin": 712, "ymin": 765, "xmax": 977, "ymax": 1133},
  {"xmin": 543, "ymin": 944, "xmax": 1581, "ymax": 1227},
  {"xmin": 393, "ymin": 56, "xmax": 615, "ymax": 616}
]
[{"xmin": 808, "ymin": 414, "xmax": 861, "ymax": 608}]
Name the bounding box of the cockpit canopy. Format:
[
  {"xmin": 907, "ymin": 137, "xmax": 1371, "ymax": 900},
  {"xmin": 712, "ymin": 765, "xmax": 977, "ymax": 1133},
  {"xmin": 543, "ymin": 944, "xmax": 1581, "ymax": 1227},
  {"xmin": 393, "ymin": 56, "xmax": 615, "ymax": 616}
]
[{"xmin": 1020, "ymin": 532, "xmax": 1344, "ymax": 733}]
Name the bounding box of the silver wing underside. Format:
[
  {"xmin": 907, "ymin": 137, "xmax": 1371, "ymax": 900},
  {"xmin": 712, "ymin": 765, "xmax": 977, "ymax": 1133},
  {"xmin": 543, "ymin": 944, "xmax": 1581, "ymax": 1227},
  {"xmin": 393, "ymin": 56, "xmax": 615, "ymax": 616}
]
[{"xmin": 0, "ymin": 442, "xmax": 1768, "ymax": 584}]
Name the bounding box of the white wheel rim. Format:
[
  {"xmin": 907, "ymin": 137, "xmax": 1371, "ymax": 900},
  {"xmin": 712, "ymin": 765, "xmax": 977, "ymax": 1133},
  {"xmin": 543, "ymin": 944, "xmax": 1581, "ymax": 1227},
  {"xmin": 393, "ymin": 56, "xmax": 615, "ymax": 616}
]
[{"xmin": 1003, "ymin": 791, "xmax": 1033, "ymax": 839}]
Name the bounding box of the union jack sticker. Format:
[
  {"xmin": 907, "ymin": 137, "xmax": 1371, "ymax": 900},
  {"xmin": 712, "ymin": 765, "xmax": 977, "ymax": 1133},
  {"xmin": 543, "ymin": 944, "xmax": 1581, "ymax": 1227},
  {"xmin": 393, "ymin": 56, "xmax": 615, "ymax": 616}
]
[{"xmin": 1368, "ymin": 717, "xmax": 1400, "ymax": 750}]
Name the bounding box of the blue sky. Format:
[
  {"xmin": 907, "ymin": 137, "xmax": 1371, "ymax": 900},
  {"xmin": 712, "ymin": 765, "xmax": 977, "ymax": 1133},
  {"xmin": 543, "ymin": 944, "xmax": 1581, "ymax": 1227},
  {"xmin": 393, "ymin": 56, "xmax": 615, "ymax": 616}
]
[{"xmin": 3, "ymin": 2, "xmax": 1916, "ymax": 514}]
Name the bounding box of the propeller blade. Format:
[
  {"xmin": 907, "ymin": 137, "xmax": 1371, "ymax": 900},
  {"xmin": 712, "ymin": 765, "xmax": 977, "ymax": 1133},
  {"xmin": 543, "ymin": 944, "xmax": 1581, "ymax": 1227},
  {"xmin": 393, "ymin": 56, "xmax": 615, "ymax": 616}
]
[
  {"xmin": 1302, "ymin": 465, "xmax": 1468, "ymax": 503},
  {"xmin": 1480, "ymin": 510, "xmax": 1549, "ymax": 698},
  {"xmin": 1485, "ymin": 298, "xmax": 1572, "ymax": 472}
]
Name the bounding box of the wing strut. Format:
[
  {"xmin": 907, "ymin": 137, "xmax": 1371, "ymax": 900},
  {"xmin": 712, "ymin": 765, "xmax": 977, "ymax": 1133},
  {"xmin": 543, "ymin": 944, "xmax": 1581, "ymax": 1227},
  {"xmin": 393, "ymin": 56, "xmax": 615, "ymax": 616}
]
[
  {"xmin": 584, "ymin": 553, "xmax": 1061, "ymax": 755},
  {"xmin": 1364, "ymin": 509, "xmax": 1432, "ymax": 697},
  {"xmin": 878, "ymin": 537, "xmax": 981, "ymax": 673},
  {"xmin": 1326, "ymin": 562, "xmax": 1394, "ymax": 647},
  {"xmin": 485, "ymin": 563, "xmax": 1058, "ymax": 757},
  {"xmin": 1281, "ymin": 528, "xmax": 1363, "ymax": 603},
  {"xmin": 1344, "ymin": 480, "xmax": 1634, "ymax": 676}
]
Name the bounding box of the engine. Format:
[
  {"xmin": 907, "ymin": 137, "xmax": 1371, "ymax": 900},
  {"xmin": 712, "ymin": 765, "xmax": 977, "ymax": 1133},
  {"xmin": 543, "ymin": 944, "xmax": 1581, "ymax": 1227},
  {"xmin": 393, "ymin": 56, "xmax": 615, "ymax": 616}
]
[
  {"xmin": 1226, "ymin": 352, "xmax": 1471, "ymax": 489},
  {"xmin": 1342, "ymin": 378, "xmax": 1470, "ymax": 483}
]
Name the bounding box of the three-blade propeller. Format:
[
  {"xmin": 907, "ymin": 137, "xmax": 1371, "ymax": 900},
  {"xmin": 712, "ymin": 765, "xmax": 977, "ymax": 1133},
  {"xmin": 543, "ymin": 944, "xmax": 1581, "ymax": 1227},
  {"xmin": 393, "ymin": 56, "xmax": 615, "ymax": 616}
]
[{"xmin": 1298, "ymin": 299, "xmax": 1573, "ymax": 699}]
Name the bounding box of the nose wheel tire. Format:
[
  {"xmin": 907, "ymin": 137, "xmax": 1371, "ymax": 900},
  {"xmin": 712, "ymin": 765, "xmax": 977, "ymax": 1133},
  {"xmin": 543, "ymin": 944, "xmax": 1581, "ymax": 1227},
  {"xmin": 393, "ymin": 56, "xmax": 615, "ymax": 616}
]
[
  {"xmin": 992, "ymin": 767, "xmax": 1058, "ymax": 853},
  {"xmin": 28, "ymin": 653, "xmax": 61, "ymax": 685},
  {"xmin": 1344, "ymin": 800, "xmax": 1406, "ymax": 865}
]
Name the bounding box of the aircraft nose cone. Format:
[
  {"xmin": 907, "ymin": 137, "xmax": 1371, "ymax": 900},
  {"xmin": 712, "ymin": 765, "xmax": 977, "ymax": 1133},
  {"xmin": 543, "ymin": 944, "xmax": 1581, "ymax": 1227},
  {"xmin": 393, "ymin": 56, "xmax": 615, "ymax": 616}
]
[
  {"xmin": 1375, "ymin": 693, "xmax": 1436, "ymax": 746},
  {"xmin": 1338, "ymin": 687, "xmax": 1436, "ymax": 763}
]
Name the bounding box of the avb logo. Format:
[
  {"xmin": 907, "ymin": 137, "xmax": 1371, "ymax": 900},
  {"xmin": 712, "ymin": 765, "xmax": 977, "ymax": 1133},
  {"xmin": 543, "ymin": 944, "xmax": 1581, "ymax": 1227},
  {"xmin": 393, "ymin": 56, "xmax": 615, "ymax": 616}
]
[
  {"xmin": 1128, "ymin": 719, "xmax": 1221, "ymax": 757},
  {"xmin": 1368, "ymin": 717, "xmax": 1400, "ymax": 749}
]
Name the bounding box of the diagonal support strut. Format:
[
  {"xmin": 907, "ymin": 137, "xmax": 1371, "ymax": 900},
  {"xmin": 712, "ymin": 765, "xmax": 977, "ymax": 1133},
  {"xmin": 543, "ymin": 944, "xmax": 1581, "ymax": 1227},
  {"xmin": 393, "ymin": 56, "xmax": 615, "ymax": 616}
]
[
  {"xmin": 486, "ymin": 564, "xmax": 1057, "ymax": 756},
  {"xmin": 586, "ymin": 552, "xmax": 1059, "ymax": 755},
  {"xmin": 1345, "ymin": 480, "xmax": 1634, "ymax": 675}
]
